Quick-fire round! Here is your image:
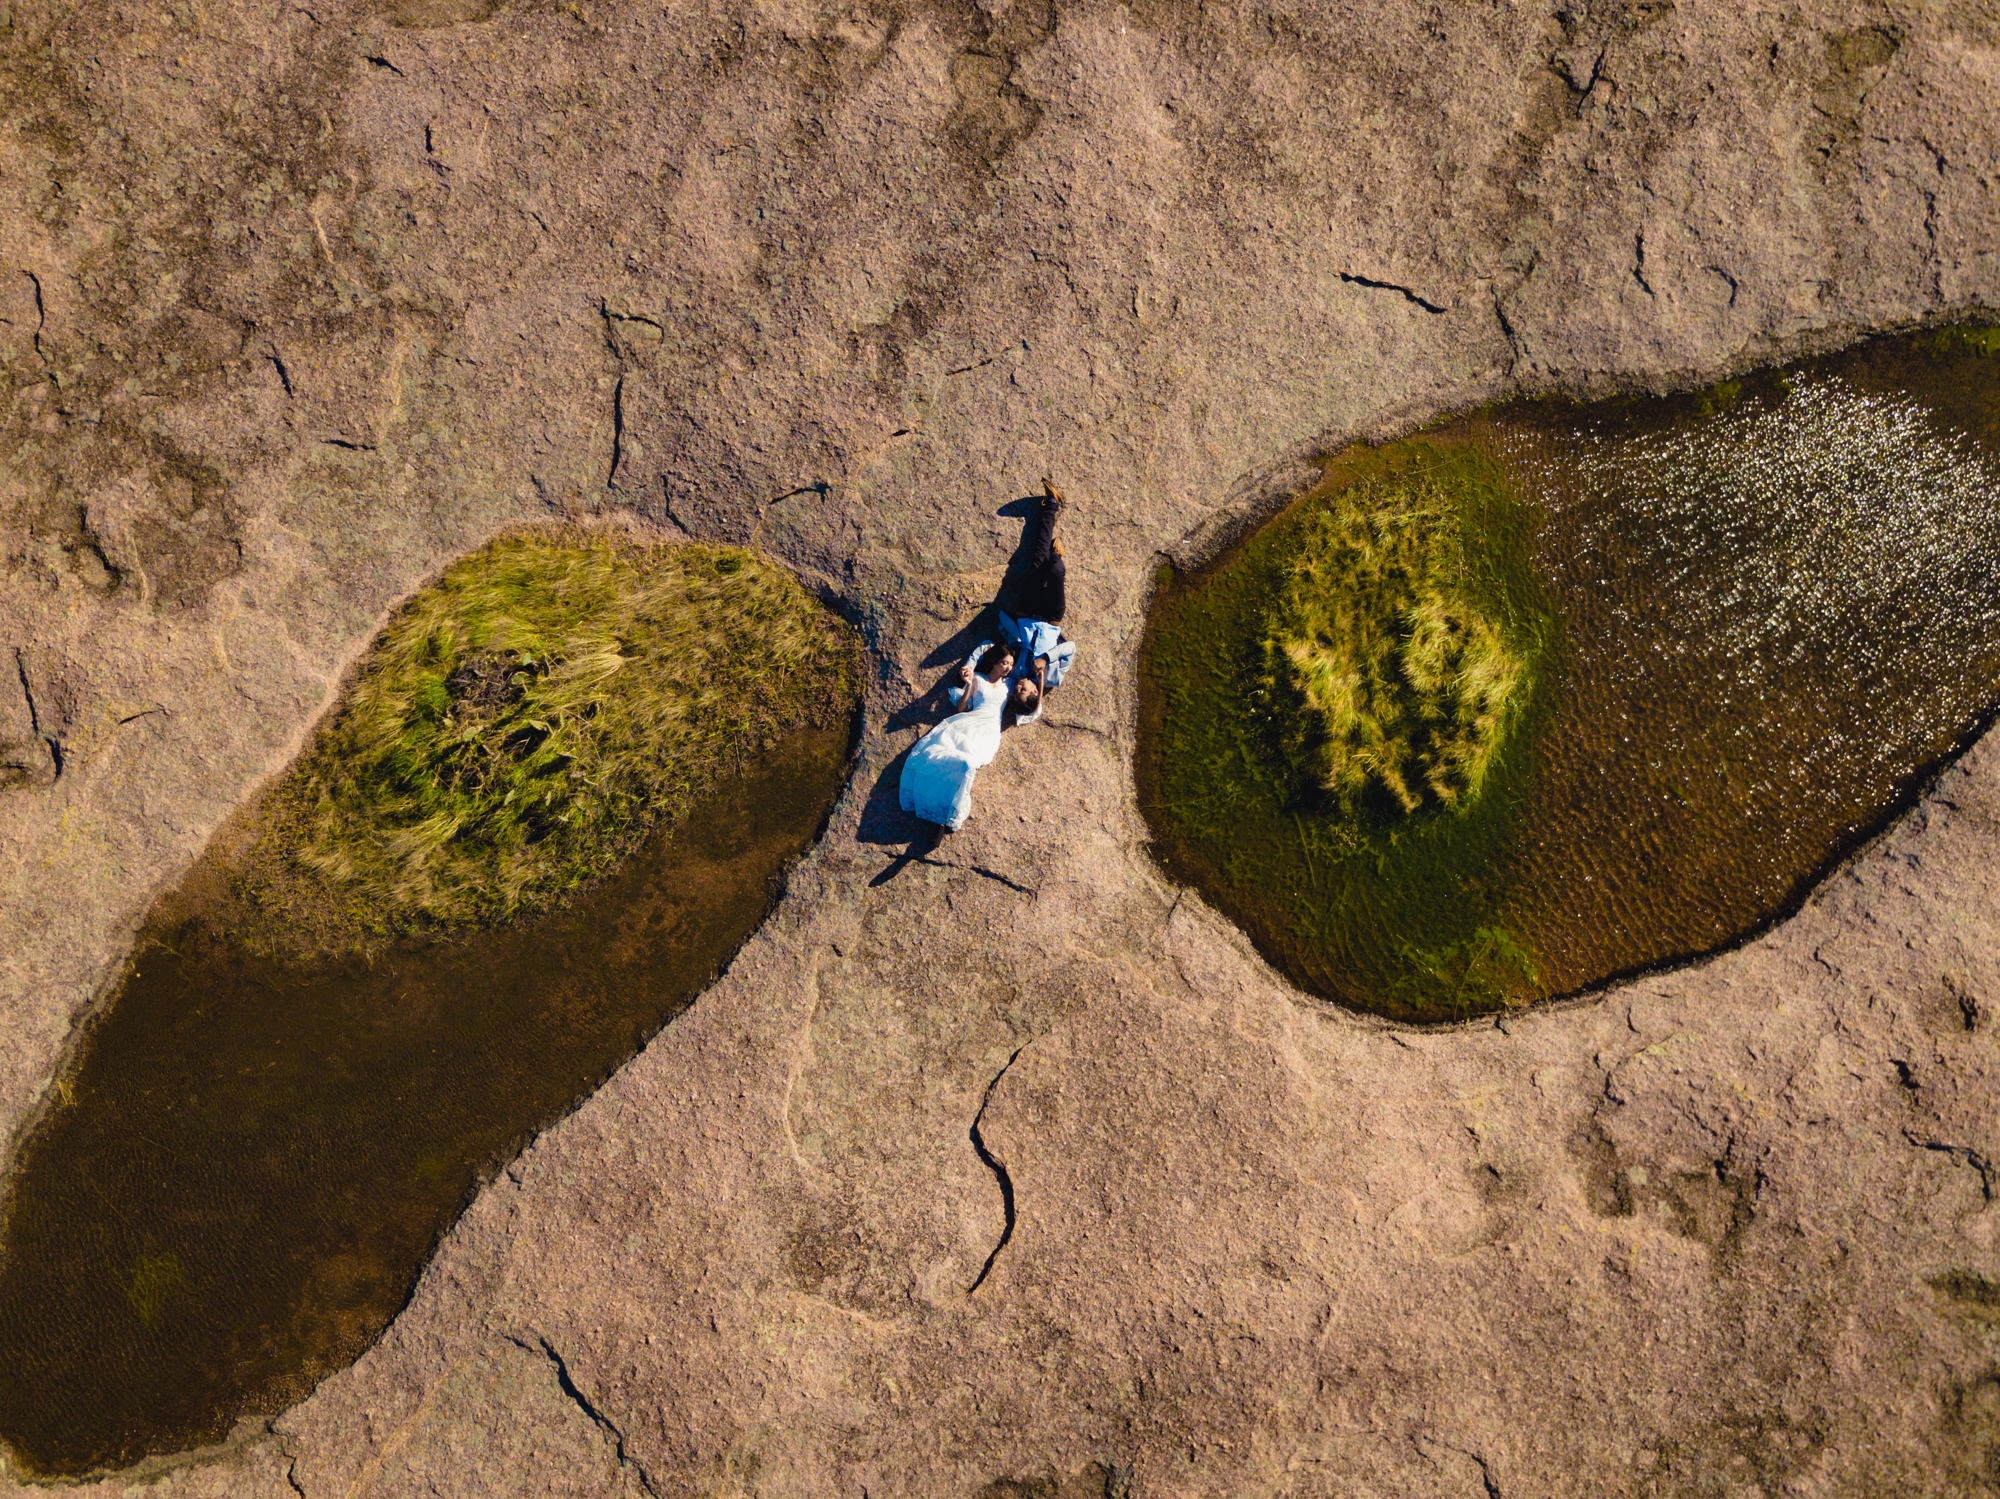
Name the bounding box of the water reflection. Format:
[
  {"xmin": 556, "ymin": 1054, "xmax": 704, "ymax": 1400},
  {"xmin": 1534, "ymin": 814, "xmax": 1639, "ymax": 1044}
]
[{"xmin": 1139, "ymin": 328, "xmax": 2000, "ymax": 1020}]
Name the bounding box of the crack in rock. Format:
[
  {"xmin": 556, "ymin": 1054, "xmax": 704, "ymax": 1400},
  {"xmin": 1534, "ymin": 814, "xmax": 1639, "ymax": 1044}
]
[
  {"xmin": 13, "ymin": 647, "xmax": 62, "ymax": 782},
  {"xmin": 1472, "ymin": 1451, "xmax": 1502, "ymax": 1499},
  {"xmin": 657, "ymin": 475, "xmax": 694, "ymax": 536},
  {"xmin": 947, "ymin": 340, "xmax": 1023, "ymax": 376},
  {"xmin": 967, "ymin": 1045, "xmax": 1027, "ymax": 1294},
  {"xmin": 888, "ymin": 853, "xmax": 1036, "ymax": 894},
  {"xmin": 1419, "ymin": 1436, "xmax": 1502, "ymax": 1498},
  {"xmin": 1554, "ymin": 42, "xmax": 1608, "ymax": 112},
  {"xmin": 266, "ymin": 1424, "xmax": 310, "ymax": 1498},
  {"xmin": 1632, "ymin": 231, "xmax": 1655, "ymax": 297},
  {"xmin": 1335, "ymin": 271, "xmax": 1447, "ymax": 314},
  {"xmin": 1490, "ymin": 282, "xmax": 1523, "ymax": 373},
  {"xmin": 608, "ymin": 371, "xmax": 625, "ymax": 487},
  {"xmin": 507, "ymin": 1333, "xmax": 662, "ymax": 1497},
  {"xmin": 1904, "ymin": 1129, "xmax": 1995, "ymax": 1202},
  {"xmin": 25, "ymin": 269, "xmax": 48, "ymax": 363},
  {"xmin": 766, "ymin": 479, "xmax": 831, "ymax": 507},
  {"xmin": 1043, "ymin": 715, "xmax": 1112, "ymax": 741},
  {"xmin": 967, "ymin": 863, "xmax": 1034, "ymax": 895}
]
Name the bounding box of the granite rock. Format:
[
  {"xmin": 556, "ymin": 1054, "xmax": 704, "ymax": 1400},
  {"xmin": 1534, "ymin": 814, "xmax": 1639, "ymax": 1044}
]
[{"xmin": 4, "ymin": 0, "xmax": 1999, "ymax": 1492}]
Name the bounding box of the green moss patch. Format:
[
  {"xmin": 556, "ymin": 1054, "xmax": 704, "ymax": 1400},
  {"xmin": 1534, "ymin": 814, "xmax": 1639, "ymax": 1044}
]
[
  {"xmin": 1139, "ymin": 442, "xmax": 1558, "ymax": 1022},
  {"xmin": 1928, "ymin": 322, "xmax": 2000, "ymax": 360},
  {"xmin": 240, "ymin": 527, "xmax": 858, "ymax": 947}
]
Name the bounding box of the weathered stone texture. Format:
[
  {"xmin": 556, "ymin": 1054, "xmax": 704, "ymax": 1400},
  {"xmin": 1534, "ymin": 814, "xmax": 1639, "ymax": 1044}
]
[{"xmin": 3, "ymin": 0, "xmax": 1998, "ymax": 1492}]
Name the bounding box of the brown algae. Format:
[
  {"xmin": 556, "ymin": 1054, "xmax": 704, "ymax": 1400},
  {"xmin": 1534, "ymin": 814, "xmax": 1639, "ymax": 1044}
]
[
  {"xmin": 0, "ymin": 530, "xmax": 860, "ymax": 1477},
  {"xmin": 1139, "ymin": 326, "xmax": 2000, "ymax": 1023}
]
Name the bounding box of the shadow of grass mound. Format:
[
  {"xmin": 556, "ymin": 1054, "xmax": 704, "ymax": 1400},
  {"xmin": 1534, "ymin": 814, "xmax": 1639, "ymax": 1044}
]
[
  {"xmin": 1140, "ymin": 443, "xmax": 1560, "ymax": 1024},
  {"xmin": 239, "ymin": 526, "xmax": 859, "ymax": 951}
]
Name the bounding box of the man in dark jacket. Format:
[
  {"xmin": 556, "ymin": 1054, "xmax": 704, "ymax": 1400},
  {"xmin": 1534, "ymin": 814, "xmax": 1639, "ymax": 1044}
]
[{"xmin": 999, "ymin": 478, "xmax": 1076, "ymax": 724}]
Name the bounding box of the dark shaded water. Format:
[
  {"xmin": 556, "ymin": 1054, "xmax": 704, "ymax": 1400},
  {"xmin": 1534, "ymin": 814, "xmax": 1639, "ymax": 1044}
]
[
  {"xmin": 0, "ymin": 725, "xmax": 850, "ymax": 1477},
  {"xmin": 1140, "ymin": 327, "xmax": 2000, "ymax": 1021}
]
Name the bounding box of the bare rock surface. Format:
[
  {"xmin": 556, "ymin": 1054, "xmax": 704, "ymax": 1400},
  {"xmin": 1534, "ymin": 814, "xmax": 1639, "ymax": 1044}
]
[{"xmin": 3, "ymin": 0, "xmax": 2000, "ymax": 1492}]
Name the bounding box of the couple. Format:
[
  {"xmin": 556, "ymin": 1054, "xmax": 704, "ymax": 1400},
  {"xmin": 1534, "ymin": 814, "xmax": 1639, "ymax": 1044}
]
[{"xmin": 899, "ymin": 482, "xmax": 1078, "ymax": 833}]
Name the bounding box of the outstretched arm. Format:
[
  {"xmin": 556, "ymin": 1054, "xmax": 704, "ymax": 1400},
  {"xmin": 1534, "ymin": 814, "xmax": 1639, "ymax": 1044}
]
[{"xmin": 947, "ymin": 650, "xmax": 985, "ymax": 710}]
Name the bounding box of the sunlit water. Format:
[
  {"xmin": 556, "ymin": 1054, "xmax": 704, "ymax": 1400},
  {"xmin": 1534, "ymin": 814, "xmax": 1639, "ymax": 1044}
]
[{"xmin": 1140, "ymin": 329, "xmax": 2000, "ymax": 1020}]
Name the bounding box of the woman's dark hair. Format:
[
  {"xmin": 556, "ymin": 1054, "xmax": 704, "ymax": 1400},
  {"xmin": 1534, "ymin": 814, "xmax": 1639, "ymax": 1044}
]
[{"xmin": 977, "ymin": 643, "xmax": 1013, "ymax": 677}]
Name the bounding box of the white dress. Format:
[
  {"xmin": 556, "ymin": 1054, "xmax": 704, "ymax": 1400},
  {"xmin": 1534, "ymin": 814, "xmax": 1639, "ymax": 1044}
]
[{"xmin": 899, "ymin": 660, "xmax": 1010, "ymax": 831}]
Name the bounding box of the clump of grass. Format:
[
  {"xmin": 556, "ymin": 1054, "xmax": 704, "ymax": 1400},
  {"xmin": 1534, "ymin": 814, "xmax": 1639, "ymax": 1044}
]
[
  {"xmin": 238, "ymin": 527, "xmax": 858, "ymax": 949},
  {"xmin": 1258, "ymin": 471, "xmax": 1529, "ymax": 815},
  {"xmin": 1137, "ymin": 440, "xmax": 1558, "ymax": 1021}
]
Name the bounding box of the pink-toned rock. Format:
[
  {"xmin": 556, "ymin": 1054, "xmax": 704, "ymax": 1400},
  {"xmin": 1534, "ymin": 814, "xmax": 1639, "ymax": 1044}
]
[{"xmin": 4, "ymin": 0, "xmax": 1999, "ymax": 1492}]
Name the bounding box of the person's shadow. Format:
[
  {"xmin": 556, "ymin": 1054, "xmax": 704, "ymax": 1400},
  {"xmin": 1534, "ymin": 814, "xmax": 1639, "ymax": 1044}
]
[{"xmin": 858, "ymin": 492, "xmax": 1053, "ymax": 884}]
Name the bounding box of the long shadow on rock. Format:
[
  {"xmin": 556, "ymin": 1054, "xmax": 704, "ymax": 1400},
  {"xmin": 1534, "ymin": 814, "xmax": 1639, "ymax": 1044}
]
[
  {"xmin": 855, "ymin": 745, "xmax": 950, "ymax": 887},
  {"xmin": 918, "ymin": 604, "xmax": 1001, "ymax": 674},
  {"xmin": 994, "ymin": 492, "xmax": 1059, "ymax": 623},
  {"xmin": 915, "ymin": 493, "xmax": 1056, "ymax": 674},
  {"xmin": 884, "ymin": 664, "xmax": 972, "ymax": 734}
]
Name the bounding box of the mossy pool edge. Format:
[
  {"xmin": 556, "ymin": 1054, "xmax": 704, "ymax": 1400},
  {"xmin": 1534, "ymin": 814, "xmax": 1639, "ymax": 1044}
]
[
  {"xmin": 1138, "ymin": 325, "xmax": 2000, "ymax": 1025},
  {"xmin": 0, "ymin": 529, "xmax": 864, "ymax": 1479}
]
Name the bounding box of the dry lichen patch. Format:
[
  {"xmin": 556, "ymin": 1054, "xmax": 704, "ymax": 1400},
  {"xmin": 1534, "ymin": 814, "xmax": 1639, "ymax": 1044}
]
[{"xmin": 238, "ymin": 526, "xmax": 859, "ymax": 948}]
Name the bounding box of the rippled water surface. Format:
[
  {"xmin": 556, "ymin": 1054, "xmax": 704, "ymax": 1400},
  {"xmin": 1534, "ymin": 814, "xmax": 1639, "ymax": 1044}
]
[
  {"xmin": 1139, "ymin": 329, "xmax": 2000, "ymax": 1020},
  {"xmin": 0, "ymin": 725, "xmax": 850, "ymax": 1477}
]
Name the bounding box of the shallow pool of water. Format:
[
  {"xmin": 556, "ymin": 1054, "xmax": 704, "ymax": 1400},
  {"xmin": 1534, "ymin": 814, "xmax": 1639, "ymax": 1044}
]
[
  {"xmin": 1139, "ymin": 327, "xmax": 2000, "ymax": 1022},
  {"xmin": 0, "ymin": 724, "xmax": 850, "ymax": 1477}
]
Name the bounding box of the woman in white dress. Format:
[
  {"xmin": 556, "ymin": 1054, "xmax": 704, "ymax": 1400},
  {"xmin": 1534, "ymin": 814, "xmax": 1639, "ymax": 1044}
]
[{"xmin": 899, "ymin": 643, "xmax": 1017, "ymax": 832}]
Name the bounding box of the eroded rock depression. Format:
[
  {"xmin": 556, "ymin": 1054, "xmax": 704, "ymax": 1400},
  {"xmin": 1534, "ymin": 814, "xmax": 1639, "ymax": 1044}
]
[{"xmin": 1141, "ymin": 327, "xmax": 2000, "ymax": 1022}]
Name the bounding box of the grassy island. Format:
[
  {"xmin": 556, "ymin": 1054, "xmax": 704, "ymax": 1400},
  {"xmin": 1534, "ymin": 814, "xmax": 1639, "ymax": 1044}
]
[
  {"xmin": 241, "ymin": 527, "xmax": 858, "ymax": 947},
  {"xmin": 1260, "ymin": 470, "xmax": 1532, "ymax": 817},
  {"xmin": 1140, "ymin": 442, "xmax": 1557, "ymax": 1021}
]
